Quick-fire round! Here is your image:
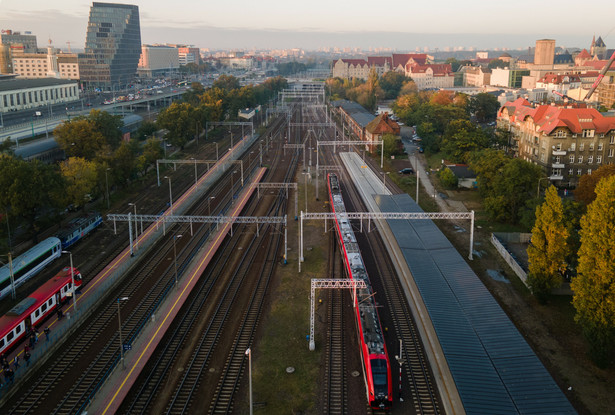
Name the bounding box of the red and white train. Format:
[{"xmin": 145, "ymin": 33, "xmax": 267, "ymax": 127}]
[
  {"xmin": 328, "ymin": 173, "xmax": 393, "ymax": 410},
  {"xmin": 0, "ymin": 267, "xmax": 82, "ymax": 355}
]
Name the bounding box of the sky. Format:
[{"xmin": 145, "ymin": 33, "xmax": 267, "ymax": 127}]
[{"xmin": 1, "ymin": 0, "xmax": 615, "ymax": 51}]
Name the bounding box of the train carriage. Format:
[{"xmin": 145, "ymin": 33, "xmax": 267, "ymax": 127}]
[
  {"xmin": 328, "ymin": 173, "xmax": 393, "ymax": 410},
  {"xmin": 56, "ymin": 212, "xmax": 103, "ymax": 250},
  {"xmin": 0, "ymin": 267, "xmax": 82, "ymax": 354},
  {"xmin": 0, "ymin": 237, "xmax": 62, "ymax": 300}
]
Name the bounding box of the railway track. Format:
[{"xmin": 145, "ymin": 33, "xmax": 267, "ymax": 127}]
[
  {"xmin": 322, "ymin": 229, "xmax": 347, "ymax": 415},
  {"xmin": 0, "ymin": 116, "xmax": 284, "ymax": 413}
]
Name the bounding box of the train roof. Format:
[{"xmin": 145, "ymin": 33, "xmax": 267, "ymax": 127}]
[
  {"xmin": 13, "ymin": 137, "xmax": 60, "ymax": 159},
  {"xmin": 0, "ymin": 267, "xmax": 78, "ymax": 335},
  {"xmin": 56, "ymin": 212, "xmax": 101, "ymax": 239},
  {"xmin": 0, "ymin": 237, "xmax": 61, "ymax": 280}
]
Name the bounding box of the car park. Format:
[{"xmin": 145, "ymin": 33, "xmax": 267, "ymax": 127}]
[{"xmin": 398, "ymin": 168, "xmax": 414, "ymax": 174}]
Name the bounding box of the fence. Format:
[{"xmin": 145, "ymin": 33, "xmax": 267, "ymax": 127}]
[{"xmin": 490, "ymin": 233, "xmax": 528, "ymax": 287}]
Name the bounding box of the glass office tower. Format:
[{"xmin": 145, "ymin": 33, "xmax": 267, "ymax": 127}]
[{"xmin": 78, "ymin": 2, "xmax": 141, "ymax": 90}]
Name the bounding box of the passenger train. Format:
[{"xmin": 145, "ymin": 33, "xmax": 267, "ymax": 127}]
[
  {"xmin": 0, "ymin": 266, "xmax": 82, "ymax": 354},
  {"xmin": 327, "ymin": 173, "xmax": 393, "ymax": 410},
  {"xmin": 56, "ymin": 212, "xmax": 103, "ymax": 249},
  {"xmin": 0, "ymin": 237, "xmax": 62, "ymax": 300}
]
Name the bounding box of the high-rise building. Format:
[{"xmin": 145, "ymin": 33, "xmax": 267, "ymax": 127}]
[
  {"xmin": 534, "ymin": 39, "xmax": 555, "ymax": 66},
  {"xmin": 0, "ymin": 30, "xmax": 38, "ymax": 53},
  {"xmin": 78, "ymin": 2, "xmax": 141, "ymax": 90}
]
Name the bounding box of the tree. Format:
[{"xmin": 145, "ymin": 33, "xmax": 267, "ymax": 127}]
[
  {"xmin": 139, "ymin": 138, "xmax": 164, "ymax": 175},
  {"xmin": 379, "ymin": 71, "xmax": 407, "ymax": 99},
  {"xmin": 488, "ymin": 59, "xmax": 507, "ymax": 69},
  {"xmin": 469, "ymin": 93, "xmax": 500, "ymax": 123},
  {"xmin": 527, "ymin": 186, "xmax": 570, "ymax": 301},
  {"xmin": 157, "ymin": 102, "xmax": 199, "ymax": 148},
  {"xmin": 212, "ymin": 74, "xmax": 240, "ymax": 91},
  {"xmin": 60, "ymin": 157, "xmax": 99, "ymax": 209},
  {"xmin": 381, "ymin": 133, "xmax": 400, "ymax": 158},
  {"xmin": 574, "ymin": 164, "xmax": 615, "ymax": 206},
  {"xmin": 54, "ymin": 119, "xmax": 108, "ymax": 160},
  {"xmin": 86, "ymin": 110, "xmax": 124, "ymax": 150},
  {"xmin": 440, "ymin": 119, "xmax": 489, "ymax": 163},
  {"xmin": 438, "ymin": 168, "xmax": 458, "ymax": 189},
  {"xmin": 134, "ymin": 120, "xmax": 158, "ymax": 141},
  {"xmin": 111, "ymin": 140, "xmax": 139, "ymax": 184},
  {"xmin": 572, "ymin": 175, "xmax": 615, "ymax": 366}
]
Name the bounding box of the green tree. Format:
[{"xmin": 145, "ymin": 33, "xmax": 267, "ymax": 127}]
[
  {"xmin": 111, "ymin": 140, "xmax": 139, "ymax": 184},
  {"xmin": 381, "ymin": 133, "xmax": 400, "ymax": 158},
  {"xmin": 0, "ymin": 155, "xmax": 63, "ymax": 239},
  {"xmin": 440, "ymin": 119, "xmax": 489, "ymax": 163},
  {"xmin": 86, "ymin": 110, "xmax": 124, "ymax": 150},
  {"xmin": 54, "ymin": 119, "xmax": 108, "ymax": 160},
  {"xmin": 438, "ymin": 168, "xmax": 458, "ymax": 189},
  {"xmin": 488, "ymin": 59, "xmax": 507, "ymax": 69},
  {"xmin": 572, "ymin": 175, "xmax": 615, "ymax": 366},
  {"xmin": 157, "ymin": 102, "xmax": 199, "ymax": 148},
  {"xmin": 60, "ymin": 157, "xmax": 99, "ymax": 209},
  {"xmin": 379, "ymin": 71, "xmax": 407, "ymax": 99},
  {"xmin": 134, "ymin": 120, "xmax": 159, "ymax": 141},
  {"xmin": 469, "ymin": 93, "xmax": 500, "ymax": 123},
  {"xmin": 212, "ymin": 74, "xmax": 240, "ymax": 91},
  {"xmin": 527, "ymin": 186, "xmax": 570, "ymax": 301}
]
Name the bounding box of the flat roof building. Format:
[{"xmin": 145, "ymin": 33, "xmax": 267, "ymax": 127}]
[{"xmin": 0, "ymin": 78, "xmax": 80, "ymax": 113}]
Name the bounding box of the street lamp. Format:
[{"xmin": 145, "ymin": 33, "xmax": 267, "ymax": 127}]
[
  {"xmin": 381, "ymin": 171, "xmax": 390, "ymax": 193},
  {"xmin": 191, "ymin": 157, "xmax": 198, "ymax": 187},
  {"xmin": 173, "ymin": 234, "xmax": 182, "ymax": 286},
  {"xmin": 245, "ymin": 348, "xmax": 253, "ymax": 415},
  {"xmin": 117, "ymin": 296, "xmax": 129, "ymax": 368},
  {"xmin": 208, "ymin": 196, "xmax": 215, "ymax": 217},
  {"xmin": 61, "ymin": 251, "xmax": 78, "ymax": 312},
  {"xmin": 537, "ymin": 177, "xmax": 550, "ymax": 198},
  {"xmin": 164, "ymin": 176, "xmax": 173, "ymax": 213},
  {"xmin": 128, "ymin": 203, "xmax": 138, "ymax": 250},
  {"xmin": 303, "ymin": 172, "xmax": 309, "ymax": 213},
  {"xmin": 105, "ymin": 167, "xmax": 111, "ymax": 209}
]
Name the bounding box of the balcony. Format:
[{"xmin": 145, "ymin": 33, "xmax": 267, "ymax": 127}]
[
  {"xmin": 549, "ymin": 175, "xmax": 564, "ymax": 181},
  {"xmin": 551, "ymin": 163, "xmax": 565, "ymax": 169},
  {"xmin": 552, "ymin": 150, "xmax": 566, "ymax": 156}
]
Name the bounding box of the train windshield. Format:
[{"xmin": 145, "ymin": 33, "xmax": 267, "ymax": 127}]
[{"xmin": 371, "ymin": 358, "xmax": 388, "ymax": 394}]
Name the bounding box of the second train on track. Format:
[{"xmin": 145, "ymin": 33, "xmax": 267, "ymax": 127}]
[{"xmin": 327, "ymin": 173, "xmax": 393, "ymax": 411}]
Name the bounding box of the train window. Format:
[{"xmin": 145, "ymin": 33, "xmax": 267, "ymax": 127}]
[
  {"xmin": 15, "ymin": 324, "xmax": 21, "ymax": 334},
  {"xmin": 48, "ymin": 298, "xmax": 53, "ymax": 306},
  {"xmin": 42, "ymin": 303, "xmax": 47, "ymax": 312},
  {"xmin": 7, "ymin": 332, "xmax": 13, "ymax": 341},
  {"xmin": 35, "ymin": 309, "xmax": 40, "ymax": 318},
  {"xmin": 0, "ymin": 338, "xmax": 4, "ymax": 348}
]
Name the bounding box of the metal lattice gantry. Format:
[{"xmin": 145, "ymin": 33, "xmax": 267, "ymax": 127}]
[
  {"xmin": 317, "ymin": 140, "xmax": 384, "ymax": 169},
  {"xmin": 256, "ymin": 183, "xmax": 298, "ymax": 219},
  {"xmin": 108, "ymin": 213, "xmax": 288, "ymax": 259},
  {"xmin": 309, "ymin": 278, "xmax": 367, "ymax": 351},
  {"xmin": 205, "ymin": 121, "xmax": 253, "ymax": 148},
  {"xmin": 299, "ymin": 210, "xmax": 475, "ymax": 272}
]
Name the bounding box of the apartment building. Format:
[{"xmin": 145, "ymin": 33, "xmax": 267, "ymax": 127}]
[{"xmin": 498, "ymin": 98, "xmax": 615, "ymax": 187}]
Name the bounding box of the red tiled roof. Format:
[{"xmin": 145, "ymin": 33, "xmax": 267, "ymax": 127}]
[
  {"xmin": 499, "ymin": 98, "xmax": 615, "ymax": 135},
  {"xmin": 577, "ymin": 49, "xmax": 591, "ymax": 59},
  {"xmin": 392, "ymin": 53, "xmax": 428, "ymax": 68},
  {"xmin": 537, "ymin": 73, "xmax": 581, "ymax": 84},
  {"xmin": 584, "ymin": 60, "xmax": 610, "ymax": 70},
  {"xmin": 367, "ymin": 56, "xmax": 392, "ymax": 66},
  {"xmin": 407, "ymin": 63, "xmax": 453, "ymax": 76}
]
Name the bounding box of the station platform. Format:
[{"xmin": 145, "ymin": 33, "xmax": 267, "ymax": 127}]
[
  {"xmin": 89, "ymin": 167, "xmax": 266, "ymax": 414},
  {"xmin": 340, "ymin": 152, "xmax": 576, "ymax": 415}
]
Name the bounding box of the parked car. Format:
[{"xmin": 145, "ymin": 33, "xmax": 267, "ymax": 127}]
[
  {"xmin": 398, "ymin": 168, "xmax": 414, "ymax": 174},
  {"xmin": 418, "ymin": 147, "xmax": 424, "ymax": 153}
]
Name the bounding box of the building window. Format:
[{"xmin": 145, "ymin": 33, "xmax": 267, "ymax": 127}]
[
  {"xmin": 569, "ymin": 168, "xmax": 574, "ymax": 175},
  {"xmin": 598, "ymin": 142, "xmax": 603, "ymax": 151},
  {"xmin": 588, "ymin": 156, "xmax": 593, "ymax": 164},
  {"xmin": 588, "ymin": 169, "xmax": 592, "ymax": 175},
  {"xmin": 597, "ymin": 155, "xmax": 602, "ymax": 164},
  {"xmin": 555, "ymin": 130, "xmax": 567, "ymax": 138},
  {"xmin": 578, "ymin": 169, "xmax": 582, "ymax": 176},
  {"xmin": 580, "ymin": 143, "xmax": 585, "ymax": 151},
  {"xmin": 609, "ymin": 149, "xmax": 614, "ymax": 157},
  {"xmin": 610, "ymin": 136, "xmax": 615, "ymax": 144},
  {"xmin": 570, "ymin": 143, "xmax": 576, "ymax": 151},
  {"xmin": 582, "ymin": 129, "xmax": 594, "ymax": 138},
  {"xmin": 555, "ymin": 156, "xmax": 561, "ymax": 163},
  {"xmin": 589, "ymin": 143, "xmax": 594, "ymax": 151},
  {"xmin": 578, "ymin": 156, "xmax": 583, "ymax": 163}
]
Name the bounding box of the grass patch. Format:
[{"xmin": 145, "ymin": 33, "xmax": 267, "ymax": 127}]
[{"xmin": 245, "ymin": 175, "xmax": 328, "ymax": 414}]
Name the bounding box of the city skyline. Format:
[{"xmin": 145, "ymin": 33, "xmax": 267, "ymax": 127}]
[{"xmin": 0, "ymin": 0, "xmax": 614, "ymax": 50}]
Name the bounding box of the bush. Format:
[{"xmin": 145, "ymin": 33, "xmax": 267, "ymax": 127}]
[{"xmin": 438, "ymin": 167, "xmax": 458, "ymax": 189}]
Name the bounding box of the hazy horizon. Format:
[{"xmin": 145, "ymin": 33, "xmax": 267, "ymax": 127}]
[{"xmin": 1, "ymin": 0, "xmax": 613, "ymax": 51}]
